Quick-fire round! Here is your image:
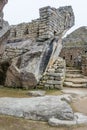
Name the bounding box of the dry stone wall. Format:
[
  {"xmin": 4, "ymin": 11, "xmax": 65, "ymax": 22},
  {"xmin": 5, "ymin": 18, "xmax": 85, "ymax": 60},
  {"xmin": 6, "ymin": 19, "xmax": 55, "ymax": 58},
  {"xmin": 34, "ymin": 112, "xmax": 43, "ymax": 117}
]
[
  {"xmin": 60, "ymin": 46, "xmax": 87, "ymax": 67},
  {"xmin": 82, "ymin": 55, "xmax": 87, "ymax": 76},
  {"xmin": 0, "ymin": 0, "xmax": 9, "ymax": 56},
  {"xmin": 38, "ymin": 57, "xmax": 66, "ymax": 90},
  {"xmin": 60, "ymin": 27, "xmax": 87, "ymax": 68},
  {"xmin": 0, "ymin": 5, "xmax": 74, "ymax": 89},
  {"xmin": 8, "ymin": 6, "xmax": 74, "ymax": 42}
]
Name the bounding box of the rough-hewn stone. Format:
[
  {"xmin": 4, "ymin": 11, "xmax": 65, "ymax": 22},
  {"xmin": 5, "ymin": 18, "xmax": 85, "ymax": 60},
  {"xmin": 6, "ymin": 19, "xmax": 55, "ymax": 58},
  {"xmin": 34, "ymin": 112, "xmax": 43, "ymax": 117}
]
[
  {"xmin": 0, "ymin": 0, "xmax": 8, "ymax": 29},
  {"xmin": 82, "ymin": 55, "xmax": 87, "ymax": 76},
  {"xmin": 0, "ymin": 95, "xmax": 74, "ymax": 121},
  {"xmin": 60, "ymin": 26, "xmax": 87, "ymax": 68},
  {"xmin": 48, "ymin": 113, "xmax": 87, "ymax": 127},
  {"xmin": 0, "ymin": 0, "xmax": 9, "ymax": 85},
  {"xmin": 38, "ymin": 57, "xmax": 66, "ymax": 90},
  {"xmin": 0, "ymin": 6, "xmax": 74, "ymax": 89}
]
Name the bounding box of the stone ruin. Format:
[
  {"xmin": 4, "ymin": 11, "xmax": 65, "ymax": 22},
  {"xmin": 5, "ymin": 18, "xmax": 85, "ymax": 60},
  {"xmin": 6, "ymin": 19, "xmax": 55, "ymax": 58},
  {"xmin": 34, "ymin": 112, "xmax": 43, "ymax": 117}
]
[
  {"xmin": 0, "ymin": 1, "xmax": 75, "ymax": 89},
  {"xmin": 60, "ymin": 26, "xmax": 87, "ymax": 75}
]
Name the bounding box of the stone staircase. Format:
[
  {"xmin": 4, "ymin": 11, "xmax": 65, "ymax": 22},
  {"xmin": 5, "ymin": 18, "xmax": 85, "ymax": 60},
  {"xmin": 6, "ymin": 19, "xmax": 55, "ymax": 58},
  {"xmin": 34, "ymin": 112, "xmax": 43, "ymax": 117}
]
[
  {"xmin": 38, "ymin": 57, "xmax": 66, "ymax": 90},
  {"xmin": 64, "ymin": 67, "xmax": 87, "ymax": 88}
]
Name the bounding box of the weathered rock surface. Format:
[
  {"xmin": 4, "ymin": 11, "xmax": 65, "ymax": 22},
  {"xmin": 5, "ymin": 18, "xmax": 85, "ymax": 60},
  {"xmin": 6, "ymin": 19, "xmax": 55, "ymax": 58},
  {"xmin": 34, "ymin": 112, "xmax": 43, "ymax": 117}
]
[
  {"xmin": 0, "ymin": 0, "xmax": 9, "ymax": 85},
  {"xmin": 49, "ymin": 113, "xmax": 87, "ymax": 126},
  {"xmin": 0, "ymin": 95, "xmax": 74, "ymax": 121},
  {"xmin": 0, "ymin": 6, "xmax": 74, "ymax": 88},
  {"xmin": 38, "ymin": 57, "xmax": 66, "ymax": 90},
  {"xmin": 63, "ymin": 26, "xmax": 87, "ymax": 46},
  {"xmin": 63, "ymin": 67, "xmax": 87, "ymax": 88},
  {"xmin": 60, "ymin": 26, "xmax": 87, "ymax": 68},
  {"xmin": 0, "ymin": 0, "xmax": 8, "ymax": 12},
  {"xmin": 0, "ymin": 0, "xmax": 8, "ymax": 29}
]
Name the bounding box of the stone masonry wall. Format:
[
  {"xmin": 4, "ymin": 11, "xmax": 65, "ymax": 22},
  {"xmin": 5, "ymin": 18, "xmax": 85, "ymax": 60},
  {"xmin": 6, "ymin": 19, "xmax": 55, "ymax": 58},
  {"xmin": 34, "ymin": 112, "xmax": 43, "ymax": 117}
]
[
  {"xmin": 8, "ymin": 6, "xmax": 74, "ymax": 42},
  {"xmin": 0, "ymin": 5, "xmax": 74, "ymax": 88},
  {"xmin": 60, "ymin": 46, "xmax": 87, "ymax": 67},
  {"xmin": 82, "ymin": 55, "xmax": 87, "ymax": 76},
  {"xmin": 0, "ymin": 0, "xmax": 8, "ymax": 28},
  {"xmin": 38, "ymin": 57, "xmax": 66, "ymax": 90}
]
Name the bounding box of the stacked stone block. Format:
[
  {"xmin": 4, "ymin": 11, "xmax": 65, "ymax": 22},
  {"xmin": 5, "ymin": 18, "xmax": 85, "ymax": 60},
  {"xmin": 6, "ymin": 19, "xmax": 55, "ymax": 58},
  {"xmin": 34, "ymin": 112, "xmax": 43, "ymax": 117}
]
[
  {"xmin": 82, "ymin": 55, "xmax": 87, "ymax": 76},
  {"xmin": 38, "ymin": 57, "xmax": 66, "ymax": 90},
  {"xmin": 8, "ymin": 6, "xmax": 74, "ymax": 42}
]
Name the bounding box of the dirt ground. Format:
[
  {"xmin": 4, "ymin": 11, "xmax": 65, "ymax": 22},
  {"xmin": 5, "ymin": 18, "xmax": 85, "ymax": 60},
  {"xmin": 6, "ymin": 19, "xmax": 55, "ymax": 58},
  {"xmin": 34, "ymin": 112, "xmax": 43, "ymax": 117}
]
[{"xmin": 72, "ymin": 97, "xmax": 87, "ymax": 114}]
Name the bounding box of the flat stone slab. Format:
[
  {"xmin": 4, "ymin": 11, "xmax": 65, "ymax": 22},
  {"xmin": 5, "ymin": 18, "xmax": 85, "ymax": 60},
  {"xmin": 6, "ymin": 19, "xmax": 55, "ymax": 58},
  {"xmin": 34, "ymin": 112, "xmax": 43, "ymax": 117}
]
[
  {"xmin": 28, "ymin": 90, "xmax": 46, "ymax": 96},
  {"xmin": 66, "ymin": 74, "xmax": 84, "ymax": 78},
  {"xmin": 47, "ymin": 80, "xmax": 62, "ymax": 85},
  {"xmin": 49, "ymin": 113, "xmax": 87, "ymax": 127},
  {"xmin": 0, "ymin": 95, "xmax": 74, "ymax": 122},
  {"xmin": 62, "ymin": 88, "xmax": 87, "ymax": 97},
  {"xmin": 64, "ymin": 82, "xmax": 87, "ymax": 88},
  {"xmin": 47, "ymin": 72, "xmax": 63, "ymax": 77},
  {"xmin": 65, "ymin": 78, "xmax": 87, "ymax": 84}
]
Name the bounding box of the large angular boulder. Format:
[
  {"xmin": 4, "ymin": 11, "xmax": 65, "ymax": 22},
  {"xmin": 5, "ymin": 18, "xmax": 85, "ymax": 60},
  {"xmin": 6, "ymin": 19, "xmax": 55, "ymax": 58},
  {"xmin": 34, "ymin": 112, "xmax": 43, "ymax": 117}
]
[
  {"xmin": 0, "ymin": 95, "xmax": 74, "ymax": 121},
  {"xmin": 0, "ymin": 6, "xmax": 74, "ymax": 88}
]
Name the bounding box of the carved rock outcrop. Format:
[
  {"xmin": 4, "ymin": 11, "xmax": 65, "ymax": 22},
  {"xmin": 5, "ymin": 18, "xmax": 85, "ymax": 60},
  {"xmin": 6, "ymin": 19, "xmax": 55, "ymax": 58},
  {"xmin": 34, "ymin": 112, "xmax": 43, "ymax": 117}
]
[
  {"xmin": 0, "ymin": 0, "xmax": 9, "ymax": 54},
  {"xmin": 0, "ymin": 6, "xmax": 74, "ymax": 89},
  {"xmin": 0, "ymin": 0, "xmax": 9, "ymax": 85}
]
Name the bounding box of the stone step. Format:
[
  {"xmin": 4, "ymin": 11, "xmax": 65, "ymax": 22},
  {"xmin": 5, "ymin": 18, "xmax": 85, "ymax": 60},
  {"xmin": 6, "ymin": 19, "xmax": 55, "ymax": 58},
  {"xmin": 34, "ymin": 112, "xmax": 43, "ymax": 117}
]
[
  {"xmin": 66, "ymin": 67, "xmax": 77, "ymax": 70},
  {"xmin": 64, "ymin": 82, "xmax": 87, "ymax": 88},
  {"xmin": 66, "ymin": 69, "xmax": 82, "ymax": 74},
  {"xmin": 46, "ymin": 72, "xmax": 63, "ymax": 77},
  {"xmin": 65, "ymin": 78, "xmax": 87, "ymax": 84},
  {"xmin": 66, "ymin": 74, "xmax": 84, "ymax": 78}
]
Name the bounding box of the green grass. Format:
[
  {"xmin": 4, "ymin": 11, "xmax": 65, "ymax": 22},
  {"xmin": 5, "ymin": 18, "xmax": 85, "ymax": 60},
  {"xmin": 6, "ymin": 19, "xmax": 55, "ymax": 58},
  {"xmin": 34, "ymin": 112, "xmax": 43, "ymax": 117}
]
[
  {"xmin": 46, "ymin": 89, "xmax": 63, "ymax": 95},
  {"xmin": 0, "ymin": 86, "xmax": 62, "ymax": 97},
  {"xmin": 0, "ymin": 115, "xmax": 87, "ymax": 130},
  {"xmin": 0, "ymin": 87, "xmax": 29, "ymax": 98},
  {"xmin": 0, "ymin": 115, "xmax": 66, "ymax": 130}
]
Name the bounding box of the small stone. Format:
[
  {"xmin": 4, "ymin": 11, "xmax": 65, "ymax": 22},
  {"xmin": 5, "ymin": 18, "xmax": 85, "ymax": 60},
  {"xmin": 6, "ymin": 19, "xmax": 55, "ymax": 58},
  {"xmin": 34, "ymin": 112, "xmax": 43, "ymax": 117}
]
[
  {"xmin": 28, "ymin": 90, "xmax": 46, "ymax": 96},
  {"xmin": 48, "ymin": 117, "xmax": 77, "ymax": 127}
]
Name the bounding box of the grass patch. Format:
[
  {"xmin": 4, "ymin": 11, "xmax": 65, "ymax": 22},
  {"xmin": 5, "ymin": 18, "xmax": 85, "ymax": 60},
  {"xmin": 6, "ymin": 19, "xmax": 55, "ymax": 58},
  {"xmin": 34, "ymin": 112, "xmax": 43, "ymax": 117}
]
[
  {"xmin": 0, "ymin": 115, "xmax": 66, "ymax": 130},
  {"xmin": 0, "ymin": 87, "xmax": 29, "ymax": 98},
  {"xmin": 0, "ymin": 86, "xmax": 63, "ymax": 98},
  {"xmin": 46, "ymin": 89, "xmax": 63, "ymax": 95}
]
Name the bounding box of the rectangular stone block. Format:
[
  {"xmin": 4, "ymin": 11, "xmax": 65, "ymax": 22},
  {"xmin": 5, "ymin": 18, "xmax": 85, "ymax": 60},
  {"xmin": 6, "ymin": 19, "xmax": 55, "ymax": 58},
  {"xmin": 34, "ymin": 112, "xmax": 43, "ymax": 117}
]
[
  {"xmin": 47, "ymin": 72, "xmax": 63, "ymax": 77},
  {"xmin": 47, "ymin": 80, "xmax": 62, "ymax": 85}
]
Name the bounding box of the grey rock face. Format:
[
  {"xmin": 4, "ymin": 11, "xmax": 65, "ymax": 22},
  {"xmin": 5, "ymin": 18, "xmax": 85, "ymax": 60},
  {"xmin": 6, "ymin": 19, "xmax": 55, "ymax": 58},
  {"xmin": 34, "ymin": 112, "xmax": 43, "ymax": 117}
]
[
  {"xmin": 38, "ymin": 57, "xmax": 66, "ymax": 90},
  {"xmin": 49, "ymin": 113, "xmax": 87, "ymax": 126},
  {"xmin": 0, "ymin": 0, "xmax": 8, "ymax": 29},
  {"xmin": 0, "ymin": 0, "xmax": 9, "ymax": 54},
  {"xmin": 0, "ymin": 6, "xmax": 74, "ymax": 88},
  {"xmin": 0, "ymin": 0, "xmax": 8, "ymax": 12},
  {"xmin": 0, "ymin": 95, "xmax": 74, "ymax": 121},
  {"xmin": 63, "ymin": 26, "xmax": 87, "ymax": 46},
  {"xmin": 0, "ymin": 0, "xmax": 9, "ymax": 85}
]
